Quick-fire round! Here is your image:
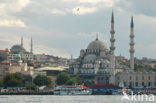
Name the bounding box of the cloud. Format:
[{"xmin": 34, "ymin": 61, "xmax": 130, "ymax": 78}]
[
  {"xmin": 0, "ymin": 19, "xmax": 26, "ymax": 27},
  {"xmin": 78, "ymin": 0, "xmax": 114, "ymax": 7},
  {"xmin": 0, "ymin": 0, "xmax": 30, "ymax": 16},
  {"xmin": 0, "ymin": 0, "xmax": 29, "ymax": 28},
  {"xmin": 78, "ymin": 0, "xmax": 102, "ymax": 4},
  {"xmin": 51, "ymin": 9, "xmax": 66, "ymax": 15},
  {"xmin": 115, "ymin": 0, "xmax": 156, "ymax": 17},
  {"xmin": 72, "ymin": 6, "xmax": 98, "ymax": 15}
]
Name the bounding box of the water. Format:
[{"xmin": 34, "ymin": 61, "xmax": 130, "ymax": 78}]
[{"xmin": 0, "ymin": 95, "xmax": 155, "ymax": 103}]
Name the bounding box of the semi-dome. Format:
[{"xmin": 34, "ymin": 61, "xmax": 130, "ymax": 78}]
[
  {"xmin": 87, "ymin": 38, "xmax": 107, "ymax": 50},
  {"xmin": 11, "ymin": 45, "xmax": 26, "ymax": 53},
  {"xmin": 84, "ymin": 54, "xmax": 97, "ymax": 62}
]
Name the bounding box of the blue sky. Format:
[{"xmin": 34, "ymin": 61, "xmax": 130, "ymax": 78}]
[{"xmin": 0, "ymin": 0, "xmax": 156, "ymax": 59}]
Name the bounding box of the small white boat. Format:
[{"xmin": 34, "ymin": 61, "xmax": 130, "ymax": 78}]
[{"xmin": 54, "ymin": 86, "xmax": 92, "ymax": 95}]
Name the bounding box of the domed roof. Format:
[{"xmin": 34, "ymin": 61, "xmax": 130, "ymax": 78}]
[
  {"xmin": 11, "ymin": 45, "xmax": 26, "ymax": 53},
  {"xmin": 87, "ymin": 38, "xmax": 107, "ymax": 50},
  {"xmin": 84, "ymin": 54, "xmax": 97, "ymax": 62}
]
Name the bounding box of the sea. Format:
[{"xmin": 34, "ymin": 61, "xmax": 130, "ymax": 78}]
[{"xmin": 0, "ymin": 95, "xmax": 156, "ymax": 103}]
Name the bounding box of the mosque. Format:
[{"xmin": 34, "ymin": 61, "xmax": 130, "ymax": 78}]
[
  {"xmin": 69, "ymin": 12, "xmax": 156, "ymax": 88},
  {"xmin": 7, "ymin": 37, "xmax": 34, "ymax": 62}
]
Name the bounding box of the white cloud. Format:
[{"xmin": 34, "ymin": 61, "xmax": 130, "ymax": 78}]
[
  {"xmin": 0, "ymin": 0, "xmax": 30, "ymax": 16},
  {"xmin": 0, "ymin": 0, "xmax": 29, "ymax": 27},
  {"xmin": 72, "ymin": 6, "xmax": 97, "ymax": 15},
  {"xmin": 78, "ymin": 0, "xmax": 102, "ymax": 4},
  {"xmin": 0, "ymin": 19, "xmax": 26, "ymax": 27},
  {"xmin": 51, "ymin": 9, "xmax": 66, "ymax": 15},
  {"xmin": 136, "ymin": 14, "xmax": 156, "ymax": 23},
  {"xmin": 78, "ymin": 0, "xmax": 114, "ymax": 7}
]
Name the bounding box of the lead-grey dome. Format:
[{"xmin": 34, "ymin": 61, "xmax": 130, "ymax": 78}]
[
  {"xmin": 11, "ymin": 45, "xmax": 26, "ymax": 53},
  {"xmin": 84, "ymin": 54, "xmax": 97, "ymax": 62},
  {"xmin": 87, "ymin": 39, "xmax": 107, "ymax": 50}
]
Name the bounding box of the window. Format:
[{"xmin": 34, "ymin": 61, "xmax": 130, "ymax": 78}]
[
  {"xmin": 130, "ymin": 76, "xmax": 132, "ymax": 80},
  {"xmin": 148, "ymin": 76, "xmax": 150, "ymax": 80},
  {"xmin": 142, "ymin": 76, "xmax": 144, "ymax": 80},
  {"xmin": 124, "ymin": 82, "xmax": 126, "ymax": 86},
  {"xmin": 142, "ymin": 82, "xmax": 144, "ymax": 86},
  {"xmin": 148, "ymin": 82, "xmax": 151, "ymax": 86},
  {"xmin": 136, "ymin": 76, "xmax": 138, "ymax": 80},
  {"xmin": 118, "ymin": 76, "xmax": 120, "ymax": 80},
  {"xmin": 136, "ymin": 82, "xmax": 138, "ymax": 86},
  {"xmin": 130, "ymin": 82, "xmax": 132, "ymax": 87}
]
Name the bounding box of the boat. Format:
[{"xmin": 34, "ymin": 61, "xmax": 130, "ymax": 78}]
[{"xmin": 54, "ymin": 86, "xmax": 92, "ymax": 95}]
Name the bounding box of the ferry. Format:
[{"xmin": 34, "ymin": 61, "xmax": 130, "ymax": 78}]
[{"xmin": 54, "ymin": 86, "xmax": 92, "ymax": 95}]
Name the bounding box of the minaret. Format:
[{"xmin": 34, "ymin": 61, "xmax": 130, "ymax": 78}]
[
  {"xmin": 129, "ymin": 16, "xmax": 135, "ymax": 70},
  {"xmin": 21, "ymin": 37, "xmax": 23, "ymax": 48},
  {"xmin": 110, "ymin": 11, "xmax": 115, "ymax": 70},
  {"xmin": 30, "ymin": 37, "xmax": 33, "ymax": 53}
]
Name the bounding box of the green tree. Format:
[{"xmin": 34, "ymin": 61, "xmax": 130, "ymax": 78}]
[
  {"xmin": 26, "ymin": 84, "xmax": 38, "ymax": 90},
  {"xmin": 66, "ymin": 76, "xmax": 82, "ymax": 85},
  {"xmin": 134, "ymin": 64, "xmax": 145, "ymax": 72},
  {"xmin": 3, "ymin": 73, "xmax": 23, "ymax": 87},
  {"xmin": 74, "ymin": 76, "xmax": 82, "ymax": 84},
  {"xmin": 0, "ymin": 80, "xmax": 3, "ymax": 87},
  {"xmin": 66, "ymin": 77, "xmax": 77, "ymax": 85},
  {"xmin": 56, "ymin": 72, "xmax": 70, "ymax": 85},
  {"xmin": 33, "ymin": 75, "xmax": 52, "ymax": 86}
]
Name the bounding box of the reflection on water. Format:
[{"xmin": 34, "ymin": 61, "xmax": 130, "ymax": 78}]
[{"xmin": 0, "ymin": 95, "xmax": 155, "ymax": 103}]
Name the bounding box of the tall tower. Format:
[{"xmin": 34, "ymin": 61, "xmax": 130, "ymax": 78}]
[
  {"xmin": 21, "ymin": 36, "xmax": 23, "ymax": 48},
  {"xmin": 129, "ymin": 16, "xmax": 135, "ymax": 70},
  {"xmin": 110, "ymin": 11, "xmax": 115, "ymax": 70},
  {"xmin": 30, "ymin": 37, "xmax": 33, "ymax": 53}
]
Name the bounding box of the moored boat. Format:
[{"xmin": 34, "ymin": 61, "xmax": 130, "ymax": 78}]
[{"xmin": 54, "ymin": 86, "xmax": 92, "ymax": 95}]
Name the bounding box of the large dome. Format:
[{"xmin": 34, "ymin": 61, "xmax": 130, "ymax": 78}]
[
  {"xmin": 87, "ymin": 38, "xmax": 107, "ymax": 50},
  {"xmin": 11, "ymin": 45, "xmax": 26, "ymax": 53}
]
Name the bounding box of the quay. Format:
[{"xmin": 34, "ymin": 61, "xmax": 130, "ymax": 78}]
[{"xmin": 0, "ymin": 90, "xmax": 54, "ymax": 95}]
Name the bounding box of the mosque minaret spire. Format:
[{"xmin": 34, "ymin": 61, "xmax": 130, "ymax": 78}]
[
  {"xmin": 21, "ymin": 36, "xmax": 23, "ymax": 48},
  {"xmin": 31, "ymin": 37, "xmax": 33, "ymax": 53},
  {"xmin": 110, "ymin": 11, "xmax": 115, "ymax": 70},
  {"xmin": 129, "ymin": 16, "xmax": 135, "ymax": 70}
]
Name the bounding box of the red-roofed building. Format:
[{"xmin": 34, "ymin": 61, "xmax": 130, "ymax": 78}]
[{"xmin": 0, "ymin": 49, "xmax": 10, "ymax": 62}]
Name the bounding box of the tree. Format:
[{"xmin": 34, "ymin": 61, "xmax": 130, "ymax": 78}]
[
  {"xmin": 3, "ymin": 73, "xmax": 23, "ymax": 87},
  {"xmin": 134, "ymin": 64, "xmax": 145, "ymax": 72},
  {"xmin": 66, "ymin": 76, "xmax": 82, "ymax": 85},
  {"xmin": 26, "ymin": 84, "xmax": 38, "ymax": 90},
  {"xmin": 33, "ymin": 75, "xmax": 52, "ymax": 86},
  {"xmin": 56, "ymin": 72, "xmax": 70, "ymax": 85},
  {"xmin": 0, "ymin": 80, "xmax": 3, "ymax": 87},
  {"xmin": 66, "ymin": 77, "xmax": 77, "ymax": 85}
]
